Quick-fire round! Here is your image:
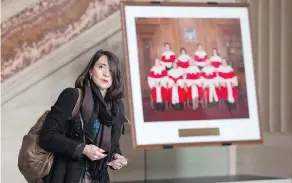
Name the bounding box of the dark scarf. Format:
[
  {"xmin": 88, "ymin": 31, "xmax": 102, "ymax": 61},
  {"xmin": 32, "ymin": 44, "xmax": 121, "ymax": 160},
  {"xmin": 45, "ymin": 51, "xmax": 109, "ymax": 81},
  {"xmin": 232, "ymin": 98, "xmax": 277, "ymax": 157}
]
[{"xmin": 80, "ymin": 79, "xmax": 122, "ymax": 180}]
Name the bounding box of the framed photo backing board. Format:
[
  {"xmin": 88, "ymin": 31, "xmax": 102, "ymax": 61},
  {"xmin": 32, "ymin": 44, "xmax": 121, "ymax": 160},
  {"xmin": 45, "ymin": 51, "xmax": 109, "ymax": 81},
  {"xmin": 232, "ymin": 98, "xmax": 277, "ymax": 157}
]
[{"xmin": 120, "ymin": 1, "xmax": 262, "ymax": 150}]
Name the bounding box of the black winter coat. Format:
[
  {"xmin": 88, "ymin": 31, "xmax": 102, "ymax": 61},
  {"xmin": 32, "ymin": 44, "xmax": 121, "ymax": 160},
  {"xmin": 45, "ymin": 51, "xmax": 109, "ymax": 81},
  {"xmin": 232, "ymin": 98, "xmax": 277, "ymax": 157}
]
[{"xmin": 39, "ymin": 88, "xmax": 125, "ymax": 183}]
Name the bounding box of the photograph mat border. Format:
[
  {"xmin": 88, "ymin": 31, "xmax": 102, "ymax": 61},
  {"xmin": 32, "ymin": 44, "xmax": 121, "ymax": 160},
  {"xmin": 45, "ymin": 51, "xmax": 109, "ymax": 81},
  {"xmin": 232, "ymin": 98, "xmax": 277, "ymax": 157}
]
[{"xmin": 123, "ymin": 5, "xmax": 260, "ymax": 146}]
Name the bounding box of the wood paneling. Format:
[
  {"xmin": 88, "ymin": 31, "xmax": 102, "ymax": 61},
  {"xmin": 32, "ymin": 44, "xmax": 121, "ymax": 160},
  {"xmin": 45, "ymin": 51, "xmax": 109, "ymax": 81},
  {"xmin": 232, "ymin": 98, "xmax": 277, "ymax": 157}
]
[
  {"xmin": 136, "ymin": 18, "xmax": 241, "ymax": 60},
  {"xmin": 135, "ymin": 18, "xmax": 244, "ymax": 97}
]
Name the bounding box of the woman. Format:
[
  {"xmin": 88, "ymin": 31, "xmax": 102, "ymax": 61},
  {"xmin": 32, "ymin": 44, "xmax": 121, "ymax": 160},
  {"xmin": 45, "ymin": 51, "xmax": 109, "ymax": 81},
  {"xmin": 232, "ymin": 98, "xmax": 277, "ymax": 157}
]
[
  {"xmin": 217, "ymin": 58, "xmax": 239, "ymax": 104},
  {"xmin": 185, "ymin": 61, "xmax": 204, "ymax": 110},
  {"xmin": 39, "ymin": 50, "xmax": 128, "ymax": 183},
  {"xmin": 160, "ymin": 42, "xmax": 176, "ymax": 70},
  {"xmin": 201, "ymin": 60, "xmax": 219, "ymax": 104},
  {"xmin": 147, "ymin": 58, "xmax": 168, "ymax": 111},
  {"xmin": 193, "ymin": 44, "xmax": 208, "ymax": 70},
  {"xmin": 177, "ymin": 47, "xmax": 191, "ymax": 73},
  {"xmin": 167, "ymin": 62, "xmax": 185, "ymax": 110},
  {"xmin": 209, "ymin": 48, "xmax": 222, "ymax": 69}
]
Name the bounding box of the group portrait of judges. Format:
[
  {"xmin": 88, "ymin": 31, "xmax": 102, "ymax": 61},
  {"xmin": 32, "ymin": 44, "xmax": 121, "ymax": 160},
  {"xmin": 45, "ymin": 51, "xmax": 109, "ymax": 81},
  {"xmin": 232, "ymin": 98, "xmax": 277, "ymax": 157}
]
[{"xmin": 147, "ymin": 42, "xmax": 240, "ymax": 112}]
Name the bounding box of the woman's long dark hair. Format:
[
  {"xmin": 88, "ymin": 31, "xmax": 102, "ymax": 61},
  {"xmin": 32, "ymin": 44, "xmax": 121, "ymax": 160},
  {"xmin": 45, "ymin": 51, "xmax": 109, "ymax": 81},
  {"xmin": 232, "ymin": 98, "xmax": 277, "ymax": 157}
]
[{"xmin": 75, "ymin": 49, "xmax": 124, "ymax": 101}]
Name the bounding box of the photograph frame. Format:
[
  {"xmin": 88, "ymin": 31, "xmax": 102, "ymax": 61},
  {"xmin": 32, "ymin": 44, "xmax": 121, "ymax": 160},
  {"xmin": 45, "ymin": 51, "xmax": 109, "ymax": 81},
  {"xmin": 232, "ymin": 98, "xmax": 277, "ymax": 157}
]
[{"xmin": 120, "ymin": 0, "xmax": 263, "ymax": 150}]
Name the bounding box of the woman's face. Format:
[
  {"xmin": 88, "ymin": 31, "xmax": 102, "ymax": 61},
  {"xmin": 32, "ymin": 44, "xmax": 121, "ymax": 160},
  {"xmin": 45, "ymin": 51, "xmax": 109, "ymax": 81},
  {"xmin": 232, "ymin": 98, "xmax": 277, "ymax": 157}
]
[
  {"xmin": 90, "ymin": 55, "xmax": 113, "ymax": 92},
  {"xmin": 164, "ymin": 44, "xmax": 170, "ymax": 51},
  {"xmin": 213, "ymin": 49, "xmax": 218, "ymax": 55},
  {"xmin": 198, "ymin": 45, "xmax": 202, "ymax": 51},
  {"xmin": 181, "ymin": 49, "xmax": 186, "ymax": 54}
]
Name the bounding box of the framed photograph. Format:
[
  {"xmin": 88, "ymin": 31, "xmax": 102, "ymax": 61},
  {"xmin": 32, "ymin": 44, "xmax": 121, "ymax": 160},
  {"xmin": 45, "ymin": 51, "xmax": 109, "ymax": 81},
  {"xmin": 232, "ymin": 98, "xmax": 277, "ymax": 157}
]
[{"xmin": 120, "ymin": 1, "xmax": 262, "ymax": 149}]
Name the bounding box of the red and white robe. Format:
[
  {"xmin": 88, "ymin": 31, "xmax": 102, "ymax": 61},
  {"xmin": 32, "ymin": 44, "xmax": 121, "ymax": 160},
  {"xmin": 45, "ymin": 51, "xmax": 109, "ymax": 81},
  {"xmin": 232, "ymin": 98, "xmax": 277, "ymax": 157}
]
[
  {"xmin": 201, "ymin": 66, "xmax": 219, "ymax": 102},
  {"xmin": 167, "ymin": 68, "xmax": 185, "ymax": 104},
  {"xmin": 161, "ymin": 50, "xmax": 176, "ymax": 69},
  {"xmin": 185, "ymin": 66, "xmax": 204, "ymax": 100},
  {"xmin": 194, "ymin": 50, "xmax": 208, "ymax": 68},
  {"xmin": 210, "ymin": 55, "xmax": 222, "ymax": 69},
  {"xmin": 177, "ymin": 54, "xmax": 190, "ymax": 73},
  {"xmin": 218, "ymin": 65, "xmax": 239, "ymax": 103},
  {"xmin": 147, "ymin": 66, "xmax": 168, "ymax": 103}
]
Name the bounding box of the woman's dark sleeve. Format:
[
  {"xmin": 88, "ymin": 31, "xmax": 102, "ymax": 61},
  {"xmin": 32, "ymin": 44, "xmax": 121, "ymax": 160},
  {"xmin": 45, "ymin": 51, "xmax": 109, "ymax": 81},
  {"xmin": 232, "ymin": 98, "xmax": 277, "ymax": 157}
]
[
  {"xmin": 111, "ymin": 124, "xmax": 123, "ymax": 157},
  {"xmin": 109, "ymin": 123, "xmax": 123, "ymax": 172},
  {"xmin": 110, "ymin": 101, "xmax": 127, "ymax": 160},
  {"xmin": 39, "ymin": 87, "xmax": 86, "ymax": 159}
]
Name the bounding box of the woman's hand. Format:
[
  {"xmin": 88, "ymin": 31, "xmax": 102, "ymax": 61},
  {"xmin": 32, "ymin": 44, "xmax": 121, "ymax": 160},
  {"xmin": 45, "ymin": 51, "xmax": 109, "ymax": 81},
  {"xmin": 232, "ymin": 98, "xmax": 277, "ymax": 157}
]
[
  {"xmin": 82, "ymin": 144, "xmax": 107, "ymax": 161},
  {"xmin": 107, "ymin": 154, "xmax": 127, "ymax": 170}
]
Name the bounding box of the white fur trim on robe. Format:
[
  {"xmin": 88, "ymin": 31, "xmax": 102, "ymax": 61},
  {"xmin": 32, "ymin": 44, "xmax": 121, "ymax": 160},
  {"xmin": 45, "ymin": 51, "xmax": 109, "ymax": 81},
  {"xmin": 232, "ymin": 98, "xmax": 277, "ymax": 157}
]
[
  {"xmin": 162, "ymin": 50, "xmax": 175, "ymax": 59},
  {"xmin": 185, "ymin": 66, "xmax": 202, "ymax": 87},
  {"xmin": 194, "ymin": 50, "xmax": 207, "ymax": 58},
  {"xmin": 178, "ymin": 54, "xmax": 191, "ymax": 73},
  {"xmin": 210, "ymin": 55, "xmax": 222, "ymax": 69},
  {"xmin": 218, "ymin": 65, "xmax": 238, "ymax": 103},
  {"xmin": 167, "ymin": 68, "xmax": 184, "ymax": 104},
  {"xmin": 161, "ymin": 50, "xmax": 175, "ymax": 68},
  {"xmin": 194, "ymin": 50, "xmax": 207, "ymax": 67},
  {"xmin": 210, "ymin": 55, "xmax": 222, "ymax": 62},
  {"xmin": 148, "ymin": 66, "xmax": 168, "ymax": 88},
  {"xmin": 202, "ymin": 66, "xmax": 219, "ymax": 102},
  {"xmin": 167, "ymin": 69, "xmax": 184, "ymax": 88},
  {"xmin": 156, "ymin": 86, "xmax": 162, "ymax": 103},
  {"xmin": 178, "ymin": 54, "xmax": 190, "ymax": 62},
  {"xmin": 150, "ymin": 65, "xmax": 165, "ymax": 74},
  {"xmin": 147, "ymin": 76, "xmax": 168, "ymax": 88},
  {"xmin": 191, "ymin": 85, "xmax": 198, "ymax": 99},
  {"xmin": 202, "ymin": 67, "xmax": 220, "ymax": 86},
  {"xmin": 147, "ymin": 76, "xmax": 155, "ymax": 88},
  {"xmin": 218, "ymin": 65, "xmax": 238, "ymax": 85}
]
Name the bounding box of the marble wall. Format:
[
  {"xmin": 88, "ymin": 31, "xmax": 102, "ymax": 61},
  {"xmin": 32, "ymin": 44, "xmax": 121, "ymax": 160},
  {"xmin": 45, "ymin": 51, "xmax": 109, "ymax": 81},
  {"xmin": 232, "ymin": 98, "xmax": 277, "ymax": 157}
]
[{"xmin": 1, "ymin": 0, "xmax": 119, "ymax": 82}]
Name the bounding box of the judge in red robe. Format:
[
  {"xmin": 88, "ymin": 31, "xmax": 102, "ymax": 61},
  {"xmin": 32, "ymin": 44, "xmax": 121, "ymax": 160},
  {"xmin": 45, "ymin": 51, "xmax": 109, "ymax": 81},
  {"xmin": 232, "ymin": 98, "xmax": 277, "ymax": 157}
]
[
  {"xmin": 160, "ymin": 43, "xmax": 176, "ymax": 70},
  {"xmin": 177, "ymin": 48, "xmax": 191, "ymax": 74},
  {"xmin": 167, "ymin": 62, "xmax": 186, "ymax": 110},
  {"xmin": 218, "ymin": 59, "xmax": 239, "ymax": 104},
  {"xmin": 201, "ymin": 61, "xmax": 219, "ymax": 104},
  {"xmin": 185, "ymin": 62, "xmax": 204, "ymax": 110},
  {"xmin": 209, "ymin": 48, "xmax": 222, "ymax": 69},
  {"xmin": 194, "ymin": 44, "xmax": 208, "ymax": 70},
  {"xmin": 147, "ymin": 59, "xmax": 168, "ymax": 111}
]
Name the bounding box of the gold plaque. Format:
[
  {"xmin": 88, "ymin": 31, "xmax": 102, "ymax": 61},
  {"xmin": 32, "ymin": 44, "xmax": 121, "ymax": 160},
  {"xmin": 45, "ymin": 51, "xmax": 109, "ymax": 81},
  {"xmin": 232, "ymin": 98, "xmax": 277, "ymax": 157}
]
[{"xmin": 178, "ymin": 128, "xmax": 220, "ymax": 137}]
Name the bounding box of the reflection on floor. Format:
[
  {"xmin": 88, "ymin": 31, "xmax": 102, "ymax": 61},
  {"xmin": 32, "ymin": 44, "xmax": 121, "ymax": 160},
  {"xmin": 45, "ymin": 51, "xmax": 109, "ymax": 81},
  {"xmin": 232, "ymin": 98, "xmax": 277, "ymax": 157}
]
[{"xmin": 114, "ymin": 175, "xmax": 290, "ymax": 183}]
